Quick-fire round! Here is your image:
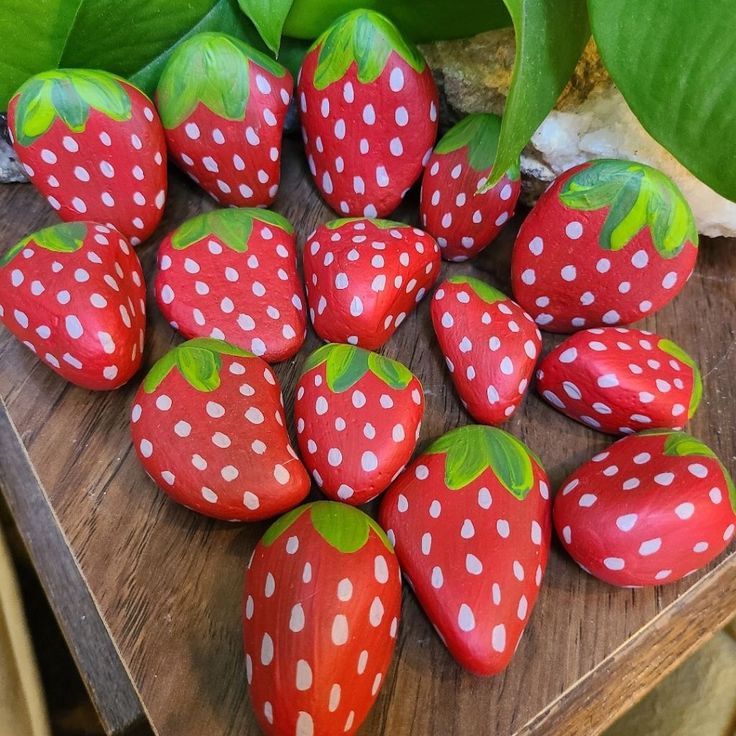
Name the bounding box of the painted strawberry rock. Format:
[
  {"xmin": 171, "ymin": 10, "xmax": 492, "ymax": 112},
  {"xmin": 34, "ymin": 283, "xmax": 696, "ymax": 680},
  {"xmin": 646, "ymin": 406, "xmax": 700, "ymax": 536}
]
[
  {"xmin": 380, "ymin": 425, "xmax": 551, "ymax": 675},
  {"xmin": 431, "ymin": 276, "xmax": 541, "ymax": 425},
  {"xmin": 537, "ymin": 327, "xmax": 702, "ymax": 435},
  {"xmin": 294, "ymin": 344, "xmax": 424, "ymax": 504},
  {"xmin": 9, "ymin": 69, "xmax": 166, "ymax": 244},
  {"xmin": 511, "ymin": 159, "xmax": 698, "ymax": 332},
  {"xmin": 298, "ymin": 9, "xmax": 438, "ymax": 217},
  {"xmin": 155, "ymin": 208, "xmax": 306, "ymax": 362},
  {"xmin": 156, "ymin": 32, "xmax": 293, "ymax": 207},
  {"xmin": 554, "ymin": 430, "xmax": 736, "ymax": 587},
  {"xmin": 420, "ymin": 114, "xmax": 521, "ymax": 261},
  {"xmin": 244, "ymin": 501, "xmax": 401, "ymax": 735},
  {"xmin": 130, "ymin": 338, "xmax": 310, "ymax": 521},
  {"xmin": 303, "ymin": 217, "xmax": 440, "ymax": 349},
  {"xmin": 0, "ymin": 221, "xmax": 145, "ymax": 390}
]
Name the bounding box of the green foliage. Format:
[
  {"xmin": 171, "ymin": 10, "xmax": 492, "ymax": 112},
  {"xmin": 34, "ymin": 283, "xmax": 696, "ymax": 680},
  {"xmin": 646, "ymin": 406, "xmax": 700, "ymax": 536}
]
[
  {"xmin": 237, "ymin": 0, "xmax": 293, "ymax": 53},
  {"xmin": 657, "ymin": 339, "xmax": 702, "ymax": 418},
  {"xmin": 1, "ymin": 222, "xmax": 87, "ymax": 266},
  {"xmin": 446, "ymin": 275, "xmax": 508, "ymax": 304}
]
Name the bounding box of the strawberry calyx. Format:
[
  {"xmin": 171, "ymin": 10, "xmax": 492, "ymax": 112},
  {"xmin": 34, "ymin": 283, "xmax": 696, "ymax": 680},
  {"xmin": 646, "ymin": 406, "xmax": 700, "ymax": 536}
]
[
  {"xmin": 324, "ymin": 217, "xmax": 409, "ymax": 231},
  {"xmin": 171, "ymin": 208, "xmax": 293, "ymax": 251},
  {"xmin": 447, "ymin": 275, "xmax": 507, "ymax": 304},
  {"xmin": 262, "ymin": 501, "xmax": 393, "ymax": 553},
  {"xmin": 302, "ymin": 343, "xmax": 414, "ymax": 393},
  {"xmin": 436, "ymin": 113, "xmax": 520, "ymax": 180},
  {"xmin": 657, "ymin": 338, "xmax": 702, "ymax": 418},
  {"xmin": 1, "ymin": 222, "xmax": 87, "ymax": 267},
  {"xmin": 143, "ymin": 338, "xmax": 253, "ymax": 393},
  {"xmin": 311, "ymin": 9, "xmax": 425, "ymax": 90},
  {"xmin": 156, "ymin": 32, "xmax": 287, "ymax": 129},
  {"xmin": 426, "ymin": 425, "xmax": 536, "ymax": 498},
  {"xmin": 558, "ymin": 159, "xmax": 698, "ymax": 257},
  {"xmin": 12, "ymin": 69, "xmax": 132, "ymax": 146}
]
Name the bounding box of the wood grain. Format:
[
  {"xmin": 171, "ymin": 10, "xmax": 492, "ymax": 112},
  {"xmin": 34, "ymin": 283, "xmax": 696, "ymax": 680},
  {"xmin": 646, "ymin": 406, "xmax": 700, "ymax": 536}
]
[{"xmin": 0, "ymin": 140, "xmax": 734, "ymax": 735}]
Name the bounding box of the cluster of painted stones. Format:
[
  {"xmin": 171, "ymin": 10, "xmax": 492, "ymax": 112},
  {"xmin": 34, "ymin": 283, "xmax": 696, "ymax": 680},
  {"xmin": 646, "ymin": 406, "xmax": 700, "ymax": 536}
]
[{"xmin": 1, "ymin": 7, "xmax": 734, "ymax": 736}]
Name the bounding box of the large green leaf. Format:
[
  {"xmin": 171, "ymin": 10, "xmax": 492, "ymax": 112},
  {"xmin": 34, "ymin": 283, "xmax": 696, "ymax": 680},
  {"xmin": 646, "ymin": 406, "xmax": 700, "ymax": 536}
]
[
  {"xmin": 238, "ymin": 0, "xmax": 293, "ymax": 53},
  {"xmin": 0, "ymin": 0, "xmax": 263, "ymax": 107},
  {"xmin": 589, "ymin": 0, "xmax": 736, "ymax": 202},
  {"xmin": 480, "ymin": 0, "xmax": 589, "ymax": 192}
]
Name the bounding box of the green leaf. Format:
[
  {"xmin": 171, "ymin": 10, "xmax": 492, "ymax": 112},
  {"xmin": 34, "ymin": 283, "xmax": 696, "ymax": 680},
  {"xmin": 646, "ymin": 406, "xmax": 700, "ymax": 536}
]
[
  {"xmin": 447, "ymin": 275, "xmax": 507, "ymax": 304},
  {"xmin": 657, "ymin": 339, "xmax": 702, "ymax": 419},
  {"xmin": 325, "ymin": 217, "xmax": 408, "ymax": 230},
  {"xmin": 261, "ymin": 505, "xmax": 311, "ymax": 546},
  {"xmin": 310, "ymin": 502, "xmax": 393, "ymax": 553},
  {"xmin": 479, "ymin": 0, "xmax": 589, "ymax": 193},
  {"xmin": 588, "ymin": 0, "xmax": 736, "ymax": 202},
  {"xmin": 426, "ymin": 425, "xmax": 536, "ymax": 498},
  {"xmin": 311, "ymin": 9, "xmax": 424, "ymax": 89},
  {"xmin": 238, "ymin": 0, "xmax": 293, "ymax": 54},
  {"xmin": 367, "ymin": 352, "xmax": 414, "ymax": 390},
  {"xmin": 559, "ymin": 160, "xmax": 698, "ymax": 256},
  {"xmin": 1, "ymin": 222, "xmax": 87, "ymax": 267}
]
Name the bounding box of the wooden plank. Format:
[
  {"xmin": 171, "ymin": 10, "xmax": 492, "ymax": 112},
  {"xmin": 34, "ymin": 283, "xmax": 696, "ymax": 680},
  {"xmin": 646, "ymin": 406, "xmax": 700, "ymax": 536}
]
[{"xmin": 0, "ymin": 141, "xmax": 734, "ymax": 736}]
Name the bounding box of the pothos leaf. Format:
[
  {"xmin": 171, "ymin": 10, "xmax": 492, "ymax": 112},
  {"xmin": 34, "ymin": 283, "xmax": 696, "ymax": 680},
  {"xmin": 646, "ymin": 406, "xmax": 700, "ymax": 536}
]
[
  {"xmin": 657, "ymin": 339, "xmax": 702, "ymax": 419},
  {"xmin": 447, "ymin": 275, "xmax": 508, "ymax": 304},
  {"xmin": 312, "ymin": 9, "xmax": 424, "ymax": 90},
  {"xmin": 2, "ymin": 222, "xmax": 87, "ymax": 267},
  {"xmin": 238, "ymin": 0, "xmax": 293, "ymax": 54},
  {"xmin": 559, "ymin": 159, "xmax": 698, "ymax": 256},
  {"xmin": 426, "ymin": 425, "xmax": 536, "ymax": 498}
]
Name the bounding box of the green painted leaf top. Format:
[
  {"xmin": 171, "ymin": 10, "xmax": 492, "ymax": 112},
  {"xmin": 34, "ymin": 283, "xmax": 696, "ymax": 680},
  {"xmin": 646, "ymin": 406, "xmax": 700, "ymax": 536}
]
[
  {"xmin": 1, "ymin": 222, "xmax": 88, "ymax": 267},
  {"xmin": 325, "ymin": 217, "xmax": 410, "ymax": 231},
  {"xmin": 657, "ymin": 339, "xmax": 702, "ymax": 418},
  {"xmin": 559, "ymin": 159, "xmax": 698, "ymax": 257},
  {"xmin": 156, "ymin": 32, "xmax": 286, "ymax": 129},
  {"xmin": 311, "ymin": 9, "xmax": 425, "ymax": 89},
  {"xmin": 447, "ymin": 275, "xmax": 508, "ymax": 305},
  {"xmin": 426, "ymin": 425, "xmax": 537, "ymax": 499},
  {"xmin": 302, "ymin": 344, "xmax": 415, "ymax": 393},
  {"xmin": 142, "ymin": 337, "xmax": 253, "ymax": 393},
  {"xmin": 11, "ymin": 69, "xmax": 132, "ymax": 146},
  {"xmin": 171, "ymin": 208, "xmax": 294, "ymax": 251},
  {"xmin": 435, "ymin": 113, "xmax": 519, "ymax": 179},
  {"xmin": 262, "ymin": 501, "xmax": 393, "ymax": 552}
]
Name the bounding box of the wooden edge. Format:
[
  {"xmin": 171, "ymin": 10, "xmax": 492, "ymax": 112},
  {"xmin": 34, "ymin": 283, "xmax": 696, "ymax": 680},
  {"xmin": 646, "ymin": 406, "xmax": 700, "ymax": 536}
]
[
  {"xmin": 0, "ymin": 397, "xmax": 152, "ymax": 736},
  {"xmin": 516, "ymin": 554, "xmax": 736, "ymax": 735}
]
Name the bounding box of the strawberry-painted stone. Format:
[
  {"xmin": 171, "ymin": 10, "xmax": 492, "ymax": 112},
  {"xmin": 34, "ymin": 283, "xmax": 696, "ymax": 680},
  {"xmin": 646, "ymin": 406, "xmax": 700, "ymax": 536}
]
[
  {"xmin": 431, "ymin": 276, "xmax": 541, "ymax": 425},
  {"xmin": 294, "ymin": 344, "xmax": 424, "ymax": 504},
  {"xmin": 554, "ymin": 430, "xmax": 736, "ymax": 587},
  {"xmin": 537, "ymin": 327, "xmax": 702, "ymax": 435},
  {"xmin": 244, "ymin": 501, "xmax": 401, "ymax": 736},
  {"xmin": 156, "ymin": 32, "xmax": 293, "ymax": 208},
  {"xmin": 380, "ymin": 425, "xmax": 551, "ymax": 675},
  {"xmin": 130, "ymin": 338, "xmax": 310, "ymax": 521},
  {"xmin": 303, "ymin": 217, "xmax": 441, "ymax": 349},
  {"xmin": 511, "ymin": 159, "xmax": 698, "ymax": 332},
  {"xmin": 155, "ymin": 208, "xmax": 306, "ymax": 363},
  {"xmin": 0, "ymin": 221, "xmax": 145, "ymax": 390},
  {"xmin": 9, "ymin": 69, "xmax": 167, "ymax": 244},
  {"xmin": 420, "ymin": 113, "xmax": 521, "ymax": 261},
  {"xmin": 297, "ymin": 9, "xmax": 438, "ymax": 217}
]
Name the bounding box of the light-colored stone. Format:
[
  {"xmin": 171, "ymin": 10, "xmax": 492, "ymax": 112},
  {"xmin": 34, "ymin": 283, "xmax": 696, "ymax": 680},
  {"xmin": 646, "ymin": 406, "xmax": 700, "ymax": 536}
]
[{"xmin": 0, "ymin": 136, "xmax": 26, "ymax": 183}]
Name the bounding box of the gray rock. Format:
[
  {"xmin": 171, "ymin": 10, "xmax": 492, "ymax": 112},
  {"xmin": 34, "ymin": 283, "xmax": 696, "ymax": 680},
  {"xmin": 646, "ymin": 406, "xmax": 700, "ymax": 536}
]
[{"xmin": 0, "ymin": 114, "xmax": 27, "ymax": 183}]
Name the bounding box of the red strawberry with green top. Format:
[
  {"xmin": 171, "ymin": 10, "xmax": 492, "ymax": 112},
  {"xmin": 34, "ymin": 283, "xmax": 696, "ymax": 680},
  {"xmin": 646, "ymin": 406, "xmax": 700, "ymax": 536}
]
[
  {"xmin": 155, "ymin": 208, "xmax": 306, "ymax": 363},
  {"xmin": 244, "ymin": 501, "xmax": 401, "ymax": 736},
  {"xmin": 431, "ymin": 276, "xmax": 541, "ymax": 425},
  {"xmin": 8, "ymin": 69, "xmax": 166, "ymax": 245},
  {"xmin": 511, "ymin": 159, "xmax": 698, "ymax": 332},
  {"xmin": 380, "ymin": 425, "xmax": 551, "ymax": 675},
  {"xmin": 297, "ymin": 9, "xmax": 438, "ymax": 217},
  {"xmin": 554, "ymin": 430, "xmax": 736, "ymax": 587},
  {"xmin": 420, "ymin": 113, "xmax": 521, "ymax": 261},
  {"xmin": 537, "ymin": 327, "xmax": 702, "ymax": 435},
  {"xmin": 130, "ymin": 338, "xmax": 309, "ymax": 521},
  {"xmin": 156, "ymin": 32, "xmax": 293, "ymax": 208},
  {"xmin": 303, "ymin": 217, "xmax": 440, "ymax": 349},
  {"xmin": 294, "ymin": 344, "xmax": 424, "ymax": 504},
  {"xmin": 0, "ymin": 221, "xmax": 145, "ymax": 390}
]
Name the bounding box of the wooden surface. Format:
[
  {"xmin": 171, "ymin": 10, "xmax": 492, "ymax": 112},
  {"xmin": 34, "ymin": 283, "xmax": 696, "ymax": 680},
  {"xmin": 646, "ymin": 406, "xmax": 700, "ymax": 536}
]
[{"xmin": 0, "ymin": 140, "xmax": 735, "ymax": 736}]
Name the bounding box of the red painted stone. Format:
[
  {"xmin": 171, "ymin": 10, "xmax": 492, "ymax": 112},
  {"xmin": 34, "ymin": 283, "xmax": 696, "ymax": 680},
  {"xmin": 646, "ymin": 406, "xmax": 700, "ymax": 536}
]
[
  {"xmin": 156, "ymin": 32, "xmax": 293, "ymax": 208},
  {"xmin": 537, "ymin": 327, "xmax": 702, "ymax": 435},
  {"xmin": 154, "ymin": 208, "xmax": 306, "ymax": 363},
  {"xmin": 294, "ymin": 344, "xmax": 424, "ymax": 504},
  {"xmin": 511, "ymin": 159, "xmax": 698, "ymax": 332},
  {"xmin": 297, "ymin": 9, "xmax": 438, "ymax": 217},
  {"xmin": 0, "ymin": 221, "xmax": 145, "ymax": 390},
  {"xmin": 303, "ymin": 217, "xmax": 440, "ymax": 350},
  {"xmin": 431, "ymin": 276, "xmax": 540, "ymax": 425},
  {"xmin": 9, "ymin": 69, "xmax": 167, "ymax": 244},
  {"xmin": 130, "ymin": 338, "xmax": 310, "ymax": 522},
  {"xmin": 554, "ymin": 430, "xmax": 736, "ymax": 587}
]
